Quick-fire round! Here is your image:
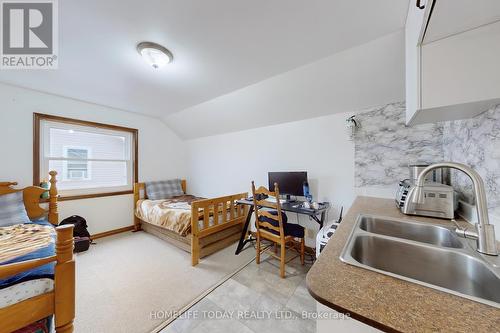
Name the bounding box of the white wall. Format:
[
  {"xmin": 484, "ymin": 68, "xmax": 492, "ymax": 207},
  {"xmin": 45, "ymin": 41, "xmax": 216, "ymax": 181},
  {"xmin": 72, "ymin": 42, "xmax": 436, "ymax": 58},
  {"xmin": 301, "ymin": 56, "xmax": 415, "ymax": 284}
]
[
  {"xmin": 177, "ymin": 31, "xmax": 408, "ymax": 246},
  {"xmin": 186, "ymin": 112, "xmax": 356, "ymax": 246},
  {"xmin": 0, "ymin": 83, "xmax": 186, "ymax": 234},
  {"xmin": 179, "ymin": 32, "xmax": 408, "ymax": 246}
]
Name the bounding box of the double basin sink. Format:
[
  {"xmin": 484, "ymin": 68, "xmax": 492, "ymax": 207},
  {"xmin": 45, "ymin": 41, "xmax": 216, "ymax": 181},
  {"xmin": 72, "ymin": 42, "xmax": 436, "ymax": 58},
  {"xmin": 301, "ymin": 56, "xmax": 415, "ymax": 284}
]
[{"xmin": 340, "ymin": 215, "xmax": 500, "ymax": 308}]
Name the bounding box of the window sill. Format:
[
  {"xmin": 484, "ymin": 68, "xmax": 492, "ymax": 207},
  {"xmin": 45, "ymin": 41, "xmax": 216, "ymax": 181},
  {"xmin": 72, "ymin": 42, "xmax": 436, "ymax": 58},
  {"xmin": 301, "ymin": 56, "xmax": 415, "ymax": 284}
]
[{"xmin": 40, "ymin": 190, "xmax": 133, "ymax": 202}]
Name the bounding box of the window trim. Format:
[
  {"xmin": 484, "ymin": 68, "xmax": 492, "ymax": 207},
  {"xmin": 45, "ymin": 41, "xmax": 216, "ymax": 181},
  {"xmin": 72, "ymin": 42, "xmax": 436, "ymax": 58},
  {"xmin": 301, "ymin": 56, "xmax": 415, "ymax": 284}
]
[{"xmin": 33, "ymin": 113, "xmax": 139, "ymax": 201}]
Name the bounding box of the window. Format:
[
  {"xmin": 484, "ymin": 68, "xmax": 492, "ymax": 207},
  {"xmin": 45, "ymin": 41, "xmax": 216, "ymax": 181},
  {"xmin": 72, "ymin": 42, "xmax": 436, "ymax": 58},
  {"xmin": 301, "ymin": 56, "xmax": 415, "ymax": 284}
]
[
  {"xmin": 34, "ymin": 113, "xmax": 138, "ymax": 200},
  {"xmin": 64, "ymin": 147, "xmax": 90, "ymax": 180}
]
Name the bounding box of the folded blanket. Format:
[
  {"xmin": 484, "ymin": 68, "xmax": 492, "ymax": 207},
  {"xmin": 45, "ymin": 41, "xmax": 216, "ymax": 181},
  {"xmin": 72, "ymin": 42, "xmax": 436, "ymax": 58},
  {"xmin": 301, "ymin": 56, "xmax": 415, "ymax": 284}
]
[{"xmin": 0, "ymin": 219, "xmax": 55, "ymax": 289}]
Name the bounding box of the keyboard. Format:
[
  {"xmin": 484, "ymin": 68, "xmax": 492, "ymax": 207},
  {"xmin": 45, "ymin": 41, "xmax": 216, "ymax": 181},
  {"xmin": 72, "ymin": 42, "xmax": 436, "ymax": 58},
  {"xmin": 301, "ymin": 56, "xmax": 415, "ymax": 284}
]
[
  {"xmin": 245, "ymin": 196, "xmax": 286, "ymax": 204},
  {"xmin": 265, "ymin": 197, "xmax": 286, "ymax": 204}
]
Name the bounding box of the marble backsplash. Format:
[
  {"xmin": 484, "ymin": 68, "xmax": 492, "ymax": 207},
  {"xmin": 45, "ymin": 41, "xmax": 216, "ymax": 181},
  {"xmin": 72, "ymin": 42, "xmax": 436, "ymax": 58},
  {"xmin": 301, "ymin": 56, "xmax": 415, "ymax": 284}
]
[
  {"xmin": 443, "ymin": 104, "xmax": 500, "ymax": 213},
  {"xmin": 354, "ymin": 102, "xmax": 500, "ymax": 215},
  {"xmin": 354, "ymin": 102, "xmax": 444, "ymax": 188}
]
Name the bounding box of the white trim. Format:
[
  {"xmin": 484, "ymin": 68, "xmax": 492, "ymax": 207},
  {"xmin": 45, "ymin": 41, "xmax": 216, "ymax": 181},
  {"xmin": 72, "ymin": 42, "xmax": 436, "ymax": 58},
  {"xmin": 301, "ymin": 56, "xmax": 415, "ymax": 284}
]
[{"xmin": 47, "ymin": 157, "xmax": 128, "ymax": 162}]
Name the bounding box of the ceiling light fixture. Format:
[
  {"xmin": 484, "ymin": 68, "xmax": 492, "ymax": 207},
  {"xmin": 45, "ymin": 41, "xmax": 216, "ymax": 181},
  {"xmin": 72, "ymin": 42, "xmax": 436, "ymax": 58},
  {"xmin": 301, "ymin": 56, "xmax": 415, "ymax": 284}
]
[{"xmin": 137, "ymin": 42, "xmax": 173, "ymax": 69}]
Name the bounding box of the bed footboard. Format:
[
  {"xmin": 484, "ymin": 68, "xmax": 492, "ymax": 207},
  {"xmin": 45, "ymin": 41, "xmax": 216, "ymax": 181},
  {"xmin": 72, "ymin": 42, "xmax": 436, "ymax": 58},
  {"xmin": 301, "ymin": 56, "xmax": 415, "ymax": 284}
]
[
  {"xmin": 54, "ymin": 225, "xmax": 75, "ymax": 333},
  {"xmin": 0, "ymin": 171, "xmax": 75, "ymax": 333},
  {"xmin": 0, "ymin": 225, "xmax": 75, "ymax": 333},
  {"xmin": 190, "ymin": 193, "xmax": 248, "ymax": 266}
]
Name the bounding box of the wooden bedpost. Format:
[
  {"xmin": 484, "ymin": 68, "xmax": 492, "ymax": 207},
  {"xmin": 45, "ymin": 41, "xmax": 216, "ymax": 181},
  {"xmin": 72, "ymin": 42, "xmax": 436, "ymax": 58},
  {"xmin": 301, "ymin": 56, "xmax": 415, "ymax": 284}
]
[
  {"xmin": 48, "ymin": 171, "xmax": 59, "ymax": 225},
  {"xmin": 133, "ymin": 183, "xmax": 143, "ymax": 232},
  {"xmin": 54, "ymin": 224, "xmax": 75, "ymax": 333},
  {"xmin": 191, "ymin": 202, "xmax": 200, "ymax": 266},
  {"xmin": 181, "ymin": 179, "xmax": 187, "ymax": 194}
]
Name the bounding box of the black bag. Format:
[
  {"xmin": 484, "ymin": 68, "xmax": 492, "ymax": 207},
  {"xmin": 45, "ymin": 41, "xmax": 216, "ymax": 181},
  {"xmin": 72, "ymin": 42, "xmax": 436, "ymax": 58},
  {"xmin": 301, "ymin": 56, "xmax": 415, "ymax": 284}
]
[
  {"xmin": 74, "ymin": 236, "xmax": 91, "ymax": 253},
  {"xmin": 60, "ymin": 215, "xmax": 91, "ymax": 253}
]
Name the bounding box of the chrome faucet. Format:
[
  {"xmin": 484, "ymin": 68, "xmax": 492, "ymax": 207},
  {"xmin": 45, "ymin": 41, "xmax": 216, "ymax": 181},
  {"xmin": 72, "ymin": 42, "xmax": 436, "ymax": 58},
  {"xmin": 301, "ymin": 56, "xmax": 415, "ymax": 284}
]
[{"xmin": 412, "ymin": 162, "xmax": 498, "ymax": 256}]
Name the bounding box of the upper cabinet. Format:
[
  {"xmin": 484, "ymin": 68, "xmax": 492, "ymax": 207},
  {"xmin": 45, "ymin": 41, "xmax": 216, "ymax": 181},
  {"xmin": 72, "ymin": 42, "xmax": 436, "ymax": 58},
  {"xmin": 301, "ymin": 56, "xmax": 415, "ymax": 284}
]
[{"xmin": 405, "ymin": 0, "xmax": 500, "ymax": 125}]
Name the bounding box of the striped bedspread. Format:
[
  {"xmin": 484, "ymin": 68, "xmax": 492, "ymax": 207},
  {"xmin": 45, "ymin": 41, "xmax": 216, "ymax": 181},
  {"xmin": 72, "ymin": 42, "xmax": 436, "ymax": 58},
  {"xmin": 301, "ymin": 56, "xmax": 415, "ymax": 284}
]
[{"xmin": 0, "ymin": 224, "xmax": 54, "ymax": 263}]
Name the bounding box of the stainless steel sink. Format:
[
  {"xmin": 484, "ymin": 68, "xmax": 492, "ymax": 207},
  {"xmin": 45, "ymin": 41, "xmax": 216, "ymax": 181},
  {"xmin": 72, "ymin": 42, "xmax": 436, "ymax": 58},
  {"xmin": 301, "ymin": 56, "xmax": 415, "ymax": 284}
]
[
  {"xmin": 340, "ymin": 214, "xmax": 500, "ymax": 308},
  {"xmin": 358, "ymin": 215, "xmax": 463, "ymax": 248}
]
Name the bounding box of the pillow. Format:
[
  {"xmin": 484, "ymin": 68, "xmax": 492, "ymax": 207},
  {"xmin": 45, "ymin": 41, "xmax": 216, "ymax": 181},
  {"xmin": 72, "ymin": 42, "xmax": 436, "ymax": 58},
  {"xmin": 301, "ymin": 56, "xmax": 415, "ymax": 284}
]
[
  {"xmin": 145, "ymin": 179, "xmax": 184, "ymax": 200},
  {"xmin": 0, "ymin": 192, "xmax": 31, "ymax": 227}
]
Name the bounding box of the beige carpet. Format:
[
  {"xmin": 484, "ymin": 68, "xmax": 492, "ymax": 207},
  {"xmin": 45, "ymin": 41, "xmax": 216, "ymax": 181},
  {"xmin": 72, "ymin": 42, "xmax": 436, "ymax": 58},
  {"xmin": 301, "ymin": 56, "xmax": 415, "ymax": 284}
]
[{"xmin": 74, "ymin": 231, "xmax": 255, "ymax": 333}]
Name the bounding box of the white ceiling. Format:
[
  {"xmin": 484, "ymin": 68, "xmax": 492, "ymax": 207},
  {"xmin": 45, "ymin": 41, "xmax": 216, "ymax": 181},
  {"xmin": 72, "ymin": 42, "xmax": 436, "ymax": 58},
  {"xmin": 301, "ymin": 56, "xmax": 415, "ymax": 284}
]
[{"xmin": 0, "ymin": 0, "xmax": 410, "ymax": 119}]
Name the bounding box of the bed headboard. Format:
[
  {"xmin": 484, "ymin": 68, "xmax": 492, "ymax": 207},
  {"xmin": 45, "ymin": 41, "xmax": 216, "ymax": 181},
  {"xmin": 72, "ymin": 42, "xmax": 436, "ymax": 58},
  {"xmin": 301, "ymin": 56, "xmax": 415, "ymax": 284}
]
[
  {"xmin": 0, "ymin": 171, "xmax": 59, "ymax": 225},
  {"xmin": 133, "ymin": 179, "xmax": 187, "ymax": 202}
]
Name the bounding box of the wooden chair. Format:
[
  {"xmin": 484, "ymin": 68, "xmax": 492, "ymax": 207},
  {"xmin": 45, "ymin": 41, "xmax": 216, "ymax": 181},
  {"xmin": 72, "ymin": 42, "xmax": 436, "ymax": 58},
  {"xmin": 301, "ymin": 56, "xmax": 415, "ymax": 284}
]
[{"xmin": 251, "ymin": 181, "xmax": 305, "ymax": 278}]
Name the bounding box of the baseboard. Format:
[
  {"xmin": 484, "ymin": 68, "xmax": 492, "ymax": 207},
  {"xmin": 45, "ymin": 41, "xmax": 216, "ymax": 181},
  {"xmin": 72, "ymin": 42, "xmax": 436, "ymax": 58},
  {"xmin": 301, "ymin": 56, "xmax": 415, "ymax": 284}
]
[{"xmin": 91, "ymin": 225, "xmax": 135, "ymax": 240}]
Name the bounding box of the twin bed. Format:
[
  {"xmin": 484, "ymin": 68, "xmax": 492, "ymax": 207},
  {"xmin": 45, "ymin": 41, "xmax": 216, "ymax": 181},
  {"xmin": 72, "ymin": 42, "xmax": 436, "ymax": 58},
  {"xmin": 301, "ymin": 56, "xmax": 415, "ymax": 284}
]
[
  {"xmin": 0, "ymin": 171, "xmax": 75, "ymax": 333},
  {"xmin": 0, "ymin": 176, "xmax": 244, "ymax": 333},
  {"xmin": 134, "ymin": 180, "xmax": 249, "ymax": 265}
]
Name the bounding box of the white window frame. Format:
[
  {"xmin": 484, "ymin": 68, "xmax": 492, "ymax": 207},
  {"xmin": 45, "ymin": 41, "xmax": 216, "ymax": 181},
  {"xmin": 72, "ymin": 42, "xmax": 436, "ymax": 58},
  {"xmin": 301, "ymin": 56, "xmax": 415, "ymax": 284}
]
[{"xmin": 35, "ymin": 114, "xmax": 138, "ymax": 199}]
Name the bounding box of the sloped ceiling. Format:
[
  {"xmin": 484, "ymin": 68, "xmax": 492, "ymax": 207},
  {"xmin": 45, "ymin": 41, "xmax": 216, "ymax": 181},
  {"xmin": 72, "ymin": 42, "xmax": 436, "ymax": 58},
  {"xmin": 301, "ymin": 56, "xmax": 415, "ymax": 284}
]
[{"xmin": 165, "ymin": 31, "xmax": 406, "ymax": 139}]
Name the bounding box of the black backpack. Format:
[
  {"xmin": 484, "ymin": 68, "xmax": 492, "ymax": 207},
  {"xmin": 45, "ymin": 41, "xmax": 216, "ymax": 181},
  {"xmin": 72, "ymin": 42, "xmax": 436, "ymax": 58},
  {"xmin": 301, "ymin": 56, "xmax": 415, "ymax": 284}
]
[{"xmin": 60, "ymin": 215, "xmax": 92, "ymax": 253}]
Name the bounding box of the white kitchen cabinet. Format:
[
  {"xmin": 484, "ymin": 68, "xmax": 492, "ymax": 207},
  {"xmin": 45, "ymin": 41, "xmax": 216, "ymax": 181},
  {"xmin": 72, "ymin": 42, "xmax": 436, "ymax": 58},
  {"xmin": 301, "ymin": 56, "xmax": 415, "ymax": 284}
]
[
  {"xmin": 405, "ymin": 0, "xmax": 500, "ymax": 125},
  {"xmin": 405, "ymin": 0, "xmax": 433, "ymax": 124}
]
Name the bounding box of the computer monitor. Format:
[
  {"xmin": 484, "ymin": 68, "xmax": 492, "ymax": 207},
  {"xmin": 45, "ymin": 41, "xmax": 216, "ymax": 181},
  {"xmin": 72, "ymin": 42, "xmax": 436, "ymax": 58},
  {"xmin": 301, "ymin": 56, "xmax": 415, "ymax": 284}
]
[{"xmin": 268, "ymin": 171, "xmax": 308, "ymax": 197}]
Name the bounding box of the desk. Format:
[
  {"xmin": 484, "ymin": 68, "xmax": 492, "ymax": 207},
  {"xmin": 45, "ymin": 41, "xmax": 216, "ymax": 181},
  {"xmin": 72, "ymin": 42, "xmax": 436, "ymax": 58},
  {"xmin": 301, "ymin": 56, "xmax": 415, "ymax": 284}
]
[{"xmin": 235, "ymin": 199, "xmax": 330, "ymax": 255}]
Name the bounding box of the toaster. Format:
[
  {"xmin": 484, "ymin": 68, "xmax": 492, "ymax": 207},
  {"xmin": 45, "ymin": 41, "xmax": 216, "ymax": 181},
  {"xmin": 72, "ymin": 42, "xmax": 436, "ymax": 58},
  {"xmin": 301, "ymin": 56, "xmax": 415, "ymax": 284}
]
[{"xmin": 396, "ymin": 180, "xmax": 455, "ymax": 219}]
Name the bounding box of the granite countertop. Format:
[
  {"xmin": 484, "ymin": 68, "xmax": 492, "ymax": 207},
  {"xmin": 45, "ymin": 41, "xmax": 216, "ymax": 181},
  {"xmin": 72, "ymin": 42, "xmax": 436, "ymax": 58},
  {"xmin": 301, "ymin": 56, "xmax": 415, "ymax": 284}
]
[{"xmin": 306, "ymin": 196, "xmax": 500, "ymax": 333}]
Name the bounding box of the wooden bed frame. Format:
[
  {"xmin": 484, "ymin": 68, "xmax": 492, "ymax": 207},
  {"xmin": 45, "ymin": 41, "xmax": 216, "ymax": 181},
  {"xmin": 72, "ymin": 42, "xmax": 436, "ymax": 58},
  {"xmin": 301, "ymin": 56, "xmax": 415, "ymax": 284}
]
[
  {"xmin": 134, "ymin": 180, "xmax": 248, "ymax": 266},
  {"xmin": 0, "ymin": 171, "xmax": 75, "ymax": 333}
]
